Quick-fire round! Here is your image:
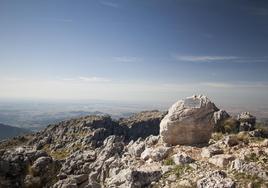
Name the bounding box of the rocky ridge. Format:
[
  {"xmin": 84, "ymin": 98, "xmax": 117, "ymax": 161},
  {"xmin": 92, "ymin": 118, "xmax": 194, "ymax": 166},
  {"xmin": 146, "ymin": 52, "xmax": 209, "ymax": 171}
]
[{"xmin": 0, "ymin": 95, "xmax": 267, "ymax": 188}]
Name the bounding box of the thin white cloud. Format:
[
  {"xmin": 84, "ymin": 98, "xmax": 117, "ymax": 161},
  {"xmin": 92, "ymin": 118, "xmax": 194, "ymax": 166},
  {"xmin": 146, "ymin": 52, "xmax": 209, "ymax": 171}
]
[
  {"xmin": 78, "ymin": 76, "xmax": 110, "ymax": 82},
  {"xmin": 113, "ymin": 56, "xmax": 142, "ymax": 63},
  {"xmin": 232, "ymin": 57, "xmax": 268, "ymax": 63},
  {"xmin": 173, "ymin": 55, "xmax": 238, "ymax": 62},
  {"xmin": 201, "ymin": 82, "xmax": 268, "ymax": 89},
  {"xmin": 61, "ymin": 78, "xmax": 76, "ymax": 81},
  {"xmin": 201, "ymin": 82, "xmax": 235, "ymax": 88},
  {"xmin": 173, "ymin": 54, "xmax": 268, "ymax": 63},
  {"xmin": 100, "ymin": 1, "xmax": 119, "ymax": 8},
  {"xmin": 60, "ymin": 76, "xmax": 110, "ymax": 83}
]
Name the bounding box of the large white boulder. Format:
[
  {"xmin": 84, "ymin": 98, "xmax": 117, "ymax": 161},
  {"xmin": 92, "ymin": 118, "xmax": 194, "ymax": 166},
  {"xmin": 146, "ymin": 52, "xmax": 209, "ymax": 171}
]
[{"xmin": 160, "ymin": 95, "xmax": 218, "ymax": 145}]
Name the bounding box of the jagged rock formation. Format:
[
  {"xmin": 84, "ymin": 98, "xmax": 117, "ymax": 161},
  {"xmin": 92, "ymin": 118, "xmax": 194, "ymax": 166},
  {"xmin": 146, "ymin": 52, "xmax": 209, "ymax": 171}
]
[
  {"xmin": 160, "ymin": 95, "xmax": 218, "ymax": 145},
  {"xmin": 197, "ymin": 171, "xmax": 235, "ymax": 188},
  {"xmin": 237, "ymin": 112, "xmax": 256, "ymax": 131},
  {"xmin": 119, "ymin": 110, "xmax": 166, "ymax": 141},
  {"xmin": 213, "ymin": 110, "xmax": 230, "ymax": 132},
  {"xmin": 0, "ymin": 96, "xmax": 268, "ymax": 188}
]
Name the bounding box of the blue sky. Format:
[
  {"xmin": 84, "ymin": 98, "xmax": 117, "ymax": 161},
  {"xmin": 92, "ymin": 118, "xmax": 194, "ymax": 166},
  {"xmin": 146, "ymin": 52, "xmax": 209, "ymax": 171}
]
[{"xmin": 0, "ymin": 0, "xmax": 268, "ymax": 107}]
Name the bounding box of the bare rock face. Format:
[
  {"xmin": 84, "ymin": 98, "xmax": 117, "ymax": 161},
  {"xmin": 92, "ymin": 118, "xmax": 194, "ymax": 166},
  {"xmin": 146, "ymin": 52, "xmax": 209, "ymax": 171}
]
[
  {"xmin": 119, "ymin": 110, "xmax": 166, "ymax": 141},
  {"xmin": 160, "ymin": 95, "xmax": 218, "ymax": 145}
]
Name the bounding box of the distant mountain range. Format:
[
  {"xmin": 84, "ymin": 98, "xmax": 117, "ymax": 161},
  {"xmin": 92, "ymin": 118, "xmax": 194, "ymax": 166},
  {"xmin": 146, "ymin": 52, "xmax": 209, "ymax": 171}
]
[{"xmin": 0, "ymin": 123, "xmax": 31, "ymax": 140}]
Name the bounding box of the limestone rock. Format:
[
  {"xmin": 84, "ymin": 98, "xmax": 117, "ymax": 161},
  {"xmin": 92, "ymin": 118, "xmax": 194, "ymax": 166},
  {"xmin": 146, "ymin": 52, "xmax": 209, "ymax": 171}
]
[
  {"xmin": 172, "ymin": 152, "xmax": 194, "ymax": 165},
  {"xmin": 197, "ymin": 171, "xmax": 235, "ymax": 188},
  {"xmin": 140, "ymin": 148, "xmax": 152, "ymax": 160},
  {"xmin": 140, "ymin": 146, "xmax": 171, "ymax": 161},
  {"xmin": 119, "ymin": 110, "xmax": 166, "ymax": 141},
  {"xmin": 145, "ymin": 135, "xmax": 159, "ymax": 147},
  {"xmin": 201, "ymin": 145, "xmax": 224, "ymax": 158},
  {"xmin": 150, "ymin": 146, "xmax": 171, "ymax": 161},
  {"xmin": 208, "ymin": 154, "xmax": 235, "ymax": 168},
  {"xmin": 31, "ymin": 156, "xmax": 52, "ymax": 176},
  {"xmin": 127, "ymin": 138, "xmax": 145, "ymax": 157},
  {"xmin": 230, "ymin": 159, "xmax": 268, "ymax": 181},
  {"xmin": 106, "ymin": 166, "xmax": 162, "ymax": 188},
  {"xmin": 261, "ymin": 139, "xmax": 268, "ymax": 147},
  {"xmin": 126, "ymin": 168, "xmax": 162, "ymax": 188},
  {"xmin": 223, "ymin": 135, "xmax": 238, "ymax": 147},
  {"xmin": 213, "ymin": 110, "xmax": 230, "ymax": 132},
  {"xmin": 248, "ymin": 129, "xmax": 263, "ymax": 137},
  {"xmin": 237, "ymin": 112, "xmax": 256, "ymax": 131},
  {"xmin": 160, "ymin": 95, "xmax": 218, "ymax": 145}
]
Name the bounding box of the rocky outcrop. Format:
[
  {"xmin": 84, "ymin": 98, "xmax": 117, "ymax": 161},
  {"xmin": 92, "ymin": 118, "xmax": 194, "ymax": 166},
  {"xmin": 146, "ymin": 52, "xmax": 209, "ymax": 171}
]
[
  {"xmin": 230, "ymin": 159, "xmax": 268, "ymax": 181},
  {"xmin": 208, "ymin": 154, "xmax": 235, "ymax": 168},
  {"xmin": 119, "ymin": 110, "xmax": 166, "ymax": 141},
  {"xmin": 213, "ymin": 110, "xmax": 230, "ymax": 132},
  {"xmin": 0, "ymin": 147, "xmax": 60, "ymax": 188},
  {"xmin": 172, "ymin": 152, "xmax": 194, "ymax": 165},
  {"xmin": 160, "ymin": 95, "xmax": 218, "ymax": 145},
  {"xmin": 31, "ymin": 111, "xmax": 165, "ymax": 152},
  {"xmin": 197, "ymin": 171, "xmax": 235, "ymax": 188},
  {"xmin": 201, "ymin": 145, "xmax": 224, "ymax": 158},
  {"xmin": 140, "ymin": 146, "xmax": 171, "ymax": 161},
  {"xmin": 1, "ymin": 95, "xmax": 268, "ymax": 188},
  {"xmin": 237, "ymin": 112, "xmax": 256, "ymax": 131}
]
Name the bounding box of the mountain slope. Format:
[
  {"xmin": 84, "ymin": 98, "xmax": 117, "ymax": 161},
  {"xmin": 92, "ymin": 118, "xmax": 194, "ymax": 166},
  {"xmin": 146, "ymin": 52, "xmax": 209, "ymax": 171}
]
[
  {"xmin": 0, "ymin": 123, "xmax": 31, "ymax": 140},
  {"xmin": 0, "ymin": 108, "xmax": 267, "ymax": 188}
]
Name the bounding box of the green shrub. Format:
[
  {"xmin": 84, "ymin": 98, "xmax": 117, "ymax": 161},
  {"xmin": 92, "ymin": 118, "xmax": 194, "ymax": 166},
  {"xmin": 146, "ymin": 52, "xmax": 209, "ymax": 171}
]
[
  {"xmin": 223, "ymin": 118, "xmax": 240, "ymax": 133},
  {"xmin": 174, "ymin": 164, "xmax": 192, "ymax": 177},
  {"xmin": 233, "ymin": 172, "xmax": 267, "ymax": 188},
  {"xmin": 244, "ymin": 153, "xmax": 258, "ymax": 162},
  {"xmin": 236, "ymin": 132, "xmax": 249, "ymax": 144},
  {"xmin": 211, "ymin": 132, "xmax": 224, "ymax": 141},
  {"xmin": 42, "ymin": 144, "xmax": 70, "ymax": 160},
  {"xmin": 163, "ymin": 158, "xmax": 175, "ymax": 165},
  {"xmin": 255, "ymin": 122, "xmax": 268, "ymax": 136}
]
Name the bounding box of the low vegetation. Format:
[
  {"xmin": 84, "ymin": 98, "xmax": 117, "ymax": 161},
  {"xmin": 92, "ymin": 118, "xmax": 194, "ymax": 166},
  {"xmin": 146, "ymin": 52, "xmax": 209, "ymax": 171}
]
[
  {"xmin": 42, "ymin": 144, "xmax": 70, "ymax": 160},
  {"xmin": 163, "ymin": 158, "xmax": 175, "ymax": 166},
  {"xmin": 236, "ymin": 132, "xmax": 250, "ymax": 144},
  {"xmin": 223, "ymin": 118, "xmax": 240, "ymax": 134},
  {"xmin": 232, "ymin": 171, "xmax": 268, "ymax": 188},
  {"xmin": 211, "ymin": 132, "xmax": 224, "ymax": 141},
  {"xmin": 174, "ymin": 164, "xmax": 192, "ymax": 177}
]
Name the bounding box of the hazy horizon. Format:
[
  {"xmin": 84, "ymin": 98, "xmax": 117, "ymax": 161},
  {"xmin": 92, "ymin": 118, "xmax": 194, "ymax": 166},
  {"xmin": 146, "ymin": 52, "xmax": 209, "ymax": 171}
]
[{"xmin": 1, "ymin": 0, "xmax": 268, "ymax": 108}]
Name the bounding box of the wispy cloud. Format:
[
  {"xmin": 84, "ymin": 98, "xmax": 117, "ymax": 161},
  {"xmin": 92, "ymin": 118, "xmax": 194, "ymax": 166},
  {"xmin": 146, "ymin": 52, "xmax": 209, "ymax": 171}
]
[
  {"xmin": 100, "ymin": 1, "xmax": 119, "ymax": 8},
  {"xmin": 61, "ymin": 76, "xmax": 110, "ymax": 83},
  {"xmin": 201, "ymin": 82, "xmax": 235, "ymax": 88},
  {"xmin": 173, "ymin": 54, "xmax": 268, "ymax": 63},
  {"xmin": 78, "ymin": 76, "xmax": 110, "ymax": 82},
  {"xmin": 61, "ymin": 78, "xmax": 76, "ymax": 81},
  {"xmin": 201, "ymin": 82, "xmax": 268, "ymax": 89},
  {"xmin": 113, "ymin": 56, "xmax": 142, "ymax": 63},
  {"xmin": 173, "ymin": 55, "xmax": 238, "ymax": 62}
]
